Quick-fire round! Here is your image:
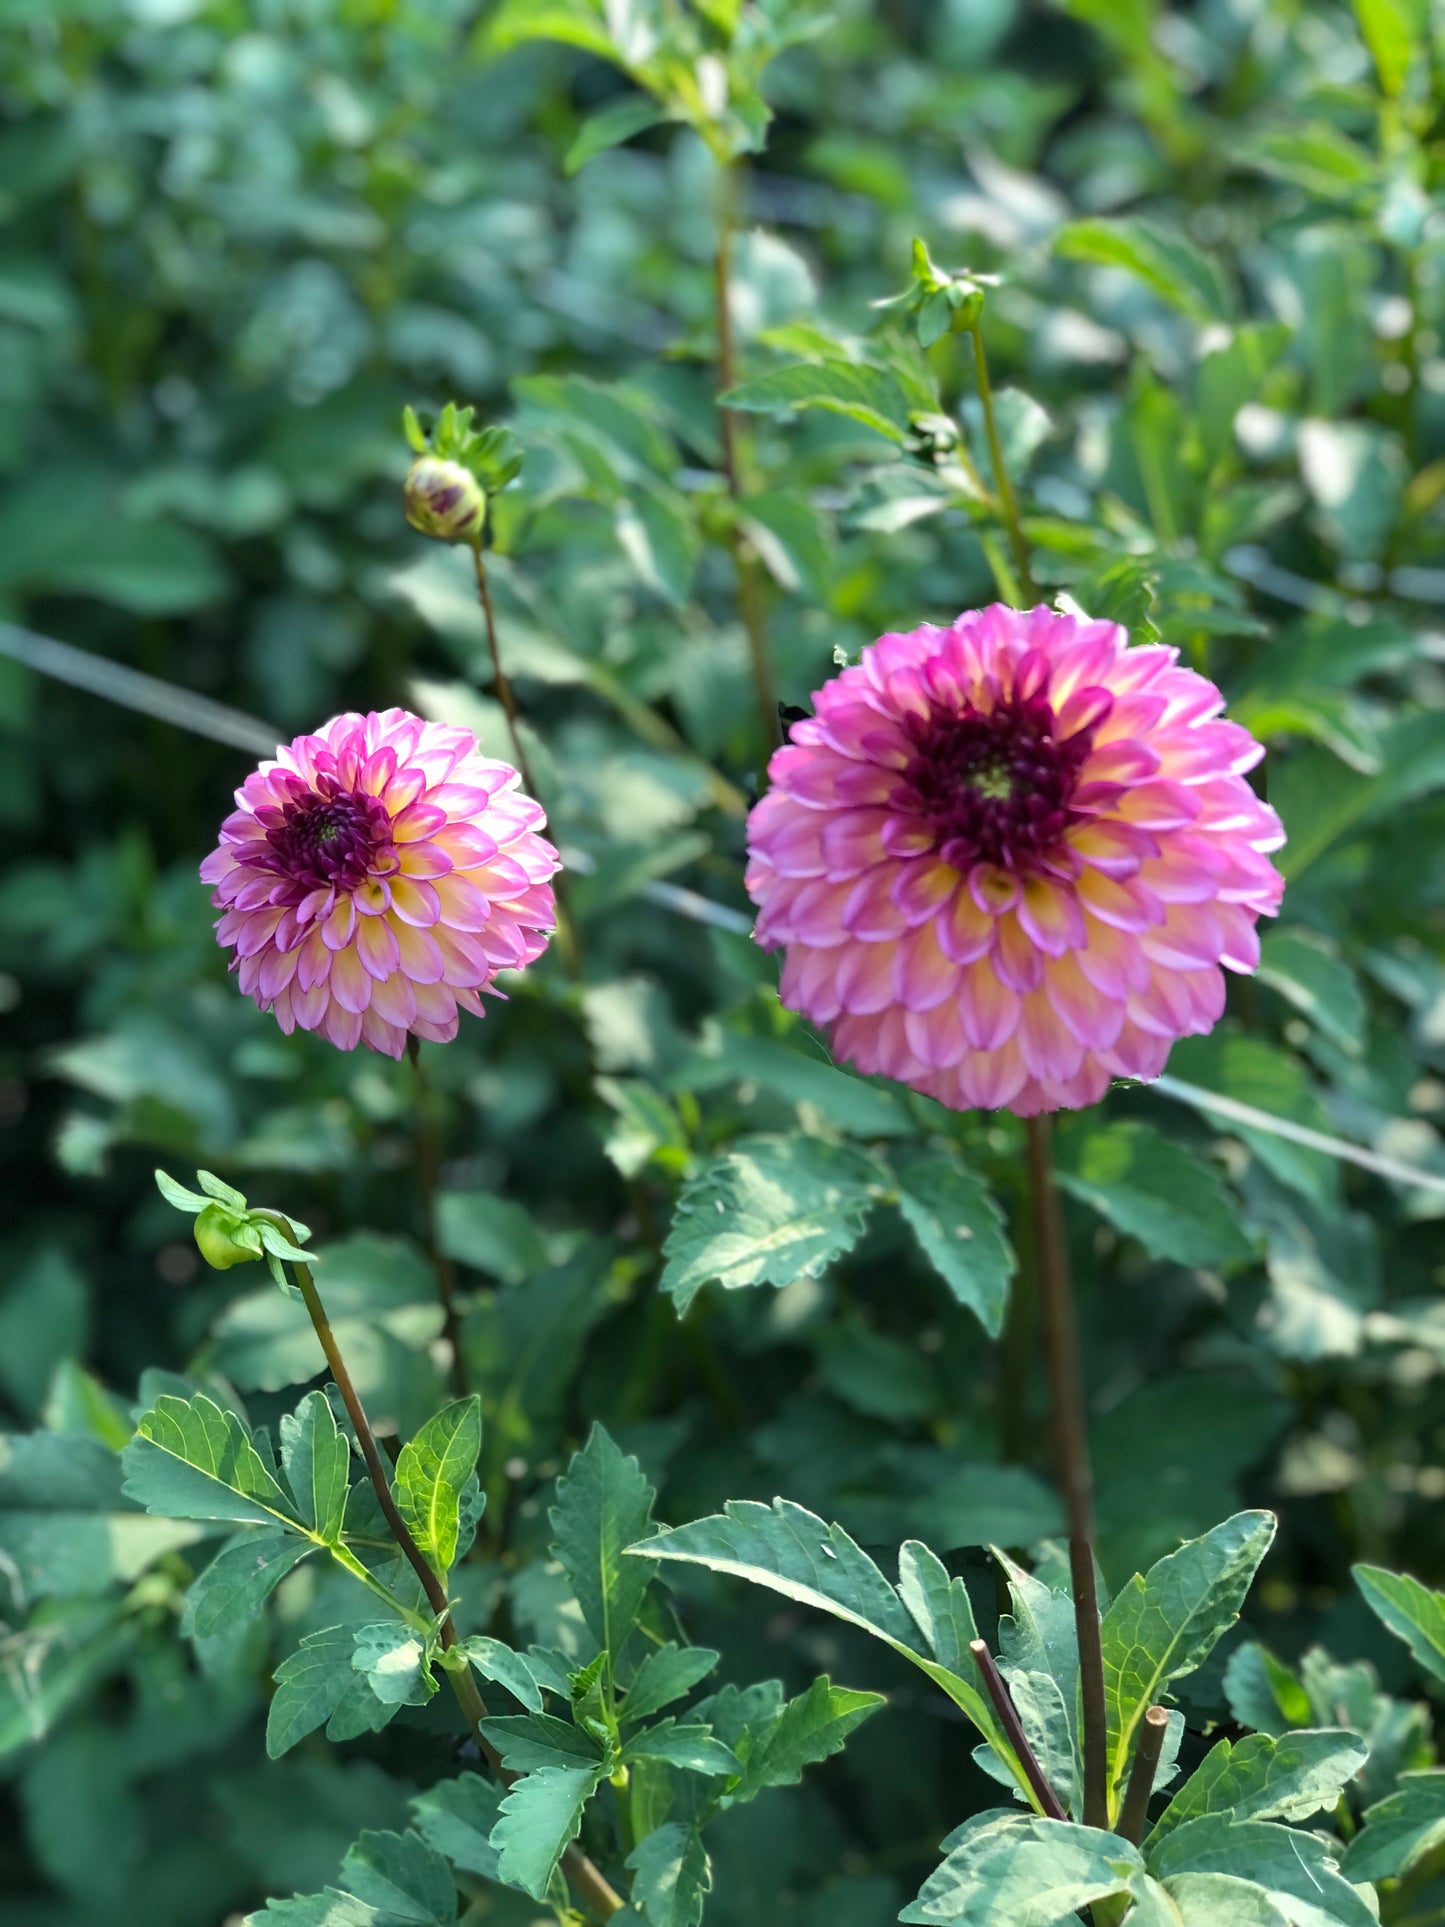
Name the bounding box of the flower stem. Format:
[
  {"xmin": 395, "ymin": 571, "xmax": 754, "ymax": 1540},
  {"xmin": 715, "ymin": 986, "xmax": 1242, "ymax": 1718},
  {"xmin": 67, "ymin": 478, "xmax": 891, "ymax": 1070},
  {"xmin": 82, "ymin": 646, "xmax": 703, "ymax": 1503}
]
[
  {"xmin": 290, "ymin": 1256, "xmax": 625, "ymax": 1919},
  {"xmin": 1023, "ymin": 1114, "xmax": 1109, "ymax": 1834},
  {"xmin": 405, "ymin": 1033, "xmax": 467, "ymax": 1400},
  {"xmin": 469, "ymin": 536, "xmax": 582, "ymax": 978},
  {"xmin": 969, "ymin": 1638, "xmax": 1067, "ymax": 1821},
  {"xmin": 1117, "ymin": 1704, "xmax": 1169, "ymax": 1844},
  {"xmin": 714, "ymin": 160, "xmax": 782, "ymax": 766},
  {"xmin": 967, "ymin": 317, "xmax": 1037, "ymax": 604}
]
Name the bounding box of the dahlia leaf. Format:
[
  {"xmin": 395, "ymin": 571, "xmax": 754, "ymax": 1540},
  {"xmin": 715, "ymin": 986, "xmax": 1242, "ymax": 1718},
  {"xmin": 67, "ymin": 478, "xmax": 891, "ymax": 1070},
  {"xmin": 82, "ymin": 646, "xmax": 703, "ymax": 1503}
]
[
  {"xmin": 565, "ymin": 98, "xmax": 667, "ymax": 175},
  {"xmin": 455, "ymin": 1635, "xmax": 545, "ymax": 1712},
  {"xmin": 1053, "ymin": 1121, "xmax": 1253, "ymax": 1268},
  {"xmin": 720, "ymin": 361, "xmax": 914, "ymax": 444},
  {"xmin": 1144, "ymin": 1816, "xmax": 1376, "ymax": 1926},
  {"xmin": 659, "ymin": 1135, "xmax": 879, "ymax": 1313},
  {"xmin": 182, "ymin": 1530, "xmax": 316, "ymax": 1639},
  {"xmin": 626, "ymin": 1821, "xmax": 712, "ymax": 1927},
  {"xmin": 549, "ymin": 1422, "xmax": 657, "ymax": 1658},
  {"xmin": 122, "ymin": 1392, "xmax": 302, "ymax": 1531},
  {"xmin": 154, "ymin": 1168, "xmax": 209, "ymax": 1214},
  {"xmin": 490, "ymin": 1762, "xmax": 607, "ymax": 1901},
  {"xmin": 350, "ymin": 1623, "xmax": 436, "ymax": 1707},
  {"xmin": 631, "ymin": 1501, "xmax": 1016, "ymax": 1773},
  {"xmin": 266, "ymin": 1626, "xmax": 398, "ymax": 1758},
  {"xmin": 409, "ymin": 1772, "xmax": 505, "ymax": 1882},
  {"xmin": 1054, "ymin": 216, "xmax": 1234, "ymax": 323},
  {"xmin": 481, "ymin": 1711, "xmax": 609, "ymax": 1773},
  {"xmin": 727, "ymin": 1676, "xmax": 884, "ymax": 1801},
  {"xmin": 901, "ymin": 1811, "xmax": 1142, "ymax": 1925},
  {"xmin": 619, "ymin": 1643, "xmax": 721, "ymax": 1725},
  {"xmin": 1341, "ymin": 1770, "xmax": 1445, "ymax": 1883},
  {"xmin": 338, "ymin": 1829, "xmax": 457, "ymax": 1921},
  {"xmin": 1101, "ymin": 1512, "xmax": 1276, "ymax": 1814},
  {"xmin": 619, "ymin": 1718, "xmax": 742, "ymax": 1776},
  {"xmin": 278, "ymin": 1390, "xmax": 350, "ymax": 1544},
  {"xmin": 1353, "ymin": 1563, "xmax": 1445, "ymax": 1684},
  {"xmin": 392, "ymin": 1395, "xmax": 482, "ymax": 1578},
  {"xmin": 1130, "ymin": 1872, "xmax": 1290, "ymax": 1925},
  {"xmin": 889, "ymin": 1150, "xmax": 1015, "ymax": 1336},
  {"xmin": 1148, "ymin": 1730, "xmax": 1368, "ymax": 1847}
]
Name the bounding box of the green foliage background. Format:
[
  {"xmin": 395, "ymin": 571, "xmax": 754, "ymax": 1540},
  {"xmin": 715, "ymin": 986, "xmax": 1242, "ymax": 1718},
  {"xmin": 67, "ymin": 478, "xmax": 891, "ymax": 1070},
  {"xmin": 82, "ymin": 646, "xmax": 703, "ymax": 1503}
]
[{"xmin": 2, "ymin": 0, "xmax": 1445, "ymax": 1922}]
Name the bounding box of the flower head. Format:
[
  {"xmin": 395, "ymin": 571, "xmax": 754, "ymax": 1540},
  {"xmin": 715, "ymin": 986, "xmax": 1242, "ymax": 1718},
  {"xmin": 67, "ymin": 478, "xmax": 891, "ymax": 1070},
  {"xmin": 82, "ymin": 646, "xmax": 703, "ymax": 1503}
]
[
  {"xmin": 404, "ymin": 456, "xmax": 487, "ymax": 543},
  {"xmin": 203, "ymin": 709, "xmax": 558, "ymax": 1057},
  {"xmin": 746, "ymin": 605, "xmax": 1284, "ymax": 1116}
]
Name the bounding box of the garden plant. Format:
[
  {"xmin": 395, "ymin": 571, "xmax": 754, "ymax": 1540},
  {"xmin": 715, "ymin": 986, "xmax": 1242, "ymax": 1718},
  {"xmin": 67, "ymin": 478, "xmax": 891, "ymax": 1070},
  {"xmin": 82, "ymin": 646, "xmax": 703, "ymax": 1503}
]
[{"xmin": 3, "ymin": 3, "xmax": 1445, "ymax": 1926}]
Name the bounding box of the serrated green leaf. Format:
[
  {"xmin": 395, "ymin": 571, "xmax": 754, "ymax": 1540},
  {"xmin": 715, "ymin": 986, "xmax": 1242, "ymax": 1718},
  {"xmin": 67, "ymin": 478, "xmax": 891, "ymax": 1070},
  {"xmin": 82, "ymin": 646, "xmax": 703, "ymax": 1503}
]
[
  {"xmin": 901, "ymin": 1812, "xmax": 1142, "ymax": 1925},
  {"xmin": 491, "ymin": 1763, "xmax": 607, "ymax": 1901},
  {"xmin": 660, "ymin": 1136, "xmax": 879, "ymax": 1313},
  {"xmin": 351, "ymin": 1623, "xmax": 436, "ymax": 1706},
  {"xmin": 566, "ymin": 97, "xmax": 667, "ymax": 174},
  {"xmin": 622, "ymin": 1718, "xmax": 742, "ymax": 1776},
  {"xmin": 393, "ymin": 1396, "xmax": 482, "ymax": 1578},
  {"xmin": 409, "ymin": 1772, "xmax": 505, "ymax": 1881},
  {"xmin": 1149, "ymin": 1730, "xmax": 1368, "ymax": 1846},
  {"xmin": 621, "ymin": 1643, "xmax": 720, "ymax": 1724},
  {"xmin": 889, "ymin": 1151, "xmax": 1015, "ymax": 1335},
  {"xmin": 457, "ymin": 1635, "xmax": 544, "ymax": 1712},
  {"xmin": 1354, "ymin": 1563, "xmax": 1445, "ymax": 1684},
  {"xmin": 1140, "ymin": 1873, "xmax": 1291, "ymax": 1925},
  {"xmin": 1055, "ymin": 217, "xmax": 1233, "ymax": 322},
  {"xmin": 122, "ymin": 1393, "xmax": 301, "ymax": 1530},
  {"xmin": 634, "ymin": 1502, "xmax": 1015, "ymax": 1779},
  {"xmin": 481, "ymin": 1711, "xmax": 608, "ymax": 1773},
  {"xmin": 627, "ymin": 1822, "xmax": 711, "ymax": 1927},
  {"xmin": 1220, "ymin": 1644, "xmax": 1313, "ymax": 1737},
  {"xmin": 183, "ymin": 1529, "xmax": 316, "ymax": 1639},
  {"xmin": 551, "ymin": 1422, "xmax": 657, "ymax": 1658},
  {"xmin": 721, "ymin": 361, "xmax": 913, "ymax": 443},
  {"xmin": 1341, "ymin": 1769, "xmax": 1445, "ymax": 1881},
  {"xmin": 896, "ymin": 1540, "xmax": 983, "ymax": 1680},
  {"xmin": 1102, "ymin": 1513, "xmax": 1276, "ymax": 1813},
  {"xmin": 280, "ymin": 1391, "xmax": 350, "ymax": 1545},
  {"xmin": 1054, "ymin": 1123, "xmax": 1253, "ymax": 1268},
  {"xmin": 266, "ymin": 1626, "xmax": 396, "ymax": 1758},
  {"xmin": 1145, "ymin": 1816, "xmax": 1376, "ymax": 1927},
  {"xmin": 731, "ymin": 1676, "xmax": 884, "ymax": 1801},
  {"xmin": 339, "ymin": 1829, "xmax": 457, "ymax": 1922}
]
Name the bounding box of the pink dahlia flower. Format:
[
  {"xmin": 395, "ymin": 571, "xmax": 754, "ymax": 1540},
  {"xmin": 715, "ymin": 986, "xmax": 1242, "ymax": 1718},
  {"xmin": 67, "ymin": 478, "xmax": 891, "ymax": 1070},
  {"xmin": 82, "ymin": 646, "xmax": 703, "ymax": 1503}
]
[
  {"xmin": 202, "ymin": 709, "xmax": 558, "ymax": 1057},
  {"xmin": 746, "ymin": 605, "xmax": 1285, "ymax": 1116}
]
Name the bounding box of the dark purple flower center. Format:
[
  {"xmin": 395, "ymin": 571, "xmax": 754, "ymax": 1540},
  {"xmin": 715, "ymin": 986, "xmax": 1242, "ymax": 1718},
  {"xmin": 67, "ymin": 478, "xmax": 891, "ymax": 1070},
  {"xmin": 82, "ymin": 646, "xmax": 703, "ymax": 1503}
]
[
  {"xmin": 261, "ymin": 785, "xmax": 392, "ymax": 893},
  {"xmin": 903, "ymin": 689, "xmax": 1098, "ymax": 871}
]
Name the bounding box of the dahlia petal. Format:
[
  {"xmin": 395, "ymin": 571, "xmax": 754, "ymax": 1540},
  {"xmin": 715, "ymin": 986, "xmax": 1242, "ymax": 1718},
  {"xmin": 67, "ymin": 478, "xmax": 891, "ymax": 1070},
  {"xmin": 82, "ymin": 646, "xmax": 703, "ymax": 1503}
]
[
  {"xmin": 821, "ymin": 809, "xmax": 889, "ymax": 877},
  {"xmin": 992, "ymin": 913, "xmax": 1045, "ymax": 992},
  {"xmin": 411, "ymin": 979, "xmax": 458, "ymax": 1026},
  {"xmin": 892, "ymin": 860, "xmax": 959, "ymax": 925},
  {"xmin": 1116, "ymin": 779, "xmax": 1200, "ymax": 830},
  {"xmin": 843, "ymin": 867, "xmax": 910, "ymax": 941},
  {"xmin": 1017, "ymin": 877, "xmax": 1087, "ymax": 957},
  {"xmin": 1082, "ymin": 739, "xmax": 1160, "ymax": 786},
  {"xmin": 969, "ymin": 863, "xmax": 1021, "ymax": 915},
  {"xmin": 1068, "ymin": 819, "xmax": 1157, "ymax": 878},
  {"xmin": 1076, "ymin": 919, "xmax": 1151, "ymax": 997},
  {"xmin": 330, "ymin": 943, "xmax": 373, "ymax": 1014},
  {"xmin": 1138, "ymin": 903, "xmax": 1224, "ymax": 969},
  {"xmin": 320, "ymin": 999, "xmax": 364, "ymax": 1051},
  {"xmin": 360, "ymin": 1006, "xmax": 406, "ymax": 1057},
  {"xmin": 431, "ymin": 873, "xmax": 492, "ymax": 933},
  {"xmin": 391, "ymin": 801, "xmax": 449, "ymax": 843},
  {"xmin": 835, "ymin": 940, "xmax": 897, "ymax": 1014},
  {"xmin": 322, "ymin": 896, "xmax": 356, "ymax": 950},
  {"xmin": 354, "ymin": 878, "xmax": 392, "ymax": 915},
  {"xmin": 892, "ymin": 920, "xmax": 958, "ymax": 1012},
  {"xmin": 957, "ymin": 962, "xmax": 1021, "ymax": 1050},
  {"xmin": 1215, "ymin": 902, "xmax": 1263, "ymax": 972},
  {"xmin": 297, "ymin": 927, "xmax": 332, "ymax": 992},
  {"xmin": 1075, "ymin": 868, "xmax": 1162, "ymax": 932},
  {"xmin": 1043, "ymin": 952, "xmax": 1126, "ymax": 1049},
  {"xmin": 1017, "ymin": 992, "xmax": 1086, "ymax": 1083},
  {"xmin": 904, "ymin": 999, "xmax": 970, "ymax": 1069},
  {"xmin": 954, "ymin": 1038, "xmax": 1029, "ymax": 1110},
  {"xmin": 257, "ymin": 945, "xmax": 300, "ymax": 1002},
  {"xmin": 370, "ymin": 972, "xmax": 418, "ymax": 1029},
  {"xmin": 292, "ymin": 978, "xmax": 329, "ymax": 1030},
  {"xmin": 394, "ymin": 923, "xmax": 445, "ymax": 985},
  {"xmin": 397, "ymin": 841, "xmax": 454, "ymax": 880},
  {"xmin": 434, "ymin": 824, "xmax": 502, "ymax": 869},
  {"xmin": 356, "ymin": 914, "xmax": 400, "ymax": 980},
  {"xmin": 938, "ymin": 884, "xmax": 994, "ymax": 964}
]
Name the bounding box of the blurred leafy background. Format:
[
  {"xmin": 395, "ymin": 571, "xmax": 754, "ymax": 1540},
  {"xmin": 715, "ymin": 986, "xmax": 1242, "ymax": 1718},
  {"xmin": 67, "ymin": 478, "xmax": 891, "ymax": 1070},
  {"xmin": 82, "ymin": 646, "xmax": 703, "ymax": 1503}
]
[{"xmin": 3, "ymin": 0, "xmax": 1445, "ymax": 1922}]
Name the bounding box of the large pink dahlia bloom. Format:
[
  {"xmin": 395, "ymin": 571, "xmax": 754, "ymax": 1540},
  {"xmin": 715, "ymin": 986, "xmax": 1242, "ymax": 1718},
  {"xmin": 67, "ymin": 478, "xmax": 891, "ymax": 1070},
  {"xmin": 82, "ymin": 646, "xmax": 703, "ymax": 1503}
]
[
  {"xmin": 746, "ymin": 605, "xmax": 1285, "ymax": 1116},
  {"xmin": 202, "ymin": 709, "xmax": 558, "ymax": 1057}
]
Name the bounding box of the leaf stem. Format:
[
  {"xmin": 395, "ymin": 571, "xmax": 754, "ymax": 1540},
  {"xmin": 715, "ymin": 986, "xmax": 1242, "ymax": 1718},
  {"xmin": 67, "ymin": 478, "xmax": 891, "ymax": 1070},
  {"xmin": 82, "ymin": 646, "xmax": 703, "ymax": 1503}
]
[
  {"xmin": 714, "ymin": 159, "xmax": 782, "ymax": 766},
  {"xmin": 290, "ymin": 1258, "xmax": 625, "ymax": 1920},
  {"xmin": 469, "ymin": 537, "xmax": 582, "ymax": 977},
  {"xmin": 1116, "ymin": 1704, "xmax": 1169, "ymax": 1844},
  {"xmin": 1023, "ymin": 1115, "xmax": 1109, "ymax": 1834},
  {"xmin": 967, "ymin": 317, "xmax": 1037, "ymax": 603},
  {"xmin": 405, "ymin": 1035, "xmax": 468, "ymax": 1400},
  {"xmin": 968, "ymin": 1638, "xmax": 1068, "ymax": 1821}
]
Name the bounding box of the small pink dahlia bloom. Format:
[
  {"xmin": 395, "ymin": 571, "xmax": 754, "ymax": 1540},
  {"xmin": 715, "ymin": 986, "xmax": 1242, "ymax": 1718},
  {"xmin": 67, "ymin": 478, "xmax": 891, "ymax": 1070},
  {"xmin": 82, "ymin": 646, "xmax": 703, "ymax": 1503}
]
[
  {"xmin": 202, "ymin": 709, "xmax": 558, "ymax": 1057},
  {"xmin": 746, "ymin": 605, "xmax": 1285, "ymax": 1116}
]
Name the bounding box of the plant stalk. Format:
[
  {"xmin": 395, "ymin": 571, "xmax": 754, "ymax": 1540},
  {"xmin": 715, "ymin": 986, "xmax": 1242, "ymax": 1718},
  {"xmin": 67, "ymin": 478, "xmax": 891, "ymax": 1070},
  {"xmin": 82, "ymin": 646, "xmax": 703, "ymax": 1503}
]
[
  {"xmin": 1024, "ymin": 1114, "xmax": 1109, "ymax": 1834},
  {"xmin": 469, "ymin": 538, "xmax": 582, "ymax": 978},
  {"xmin": 1117, "ymin": 1704, "xmax": 1169, "ymax": 1844},
  {"xmin": 714, "ymin": 161, "xmax": 782, "ymax": 765},
  {"xmin": 969, "ymin": 1638, "xmax": 1067, "ymax": 1821},
  {"xmin": 405, "ymin": 1034, "xmax": 467, "ymax": 1399},
  {"xmin": 291, "ymin": 1257, "xmax": 624, "ymax": 1919},
  {"xmin": 967, "ymin": 318, "xmax": 1037, "ymax": 603}
]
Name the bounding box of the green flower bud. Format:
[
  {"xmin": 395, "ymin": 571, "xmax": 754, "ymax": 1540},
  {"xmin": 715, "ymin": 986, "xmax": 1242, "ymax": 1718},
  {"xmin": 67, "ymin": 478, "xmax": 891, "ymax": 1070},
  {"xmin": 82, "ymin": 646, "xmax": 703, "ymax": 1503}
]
[
  {"xmin": 404, "ymin": 456, "xmax": 486, "ymax": 543},
  {"xmin": 948, "ymin": 286, "xmax": 986, "ymax": 332},
  {"xmin": 193, "ymin": 1203, "xmax": 261, "ymax": 1270}
]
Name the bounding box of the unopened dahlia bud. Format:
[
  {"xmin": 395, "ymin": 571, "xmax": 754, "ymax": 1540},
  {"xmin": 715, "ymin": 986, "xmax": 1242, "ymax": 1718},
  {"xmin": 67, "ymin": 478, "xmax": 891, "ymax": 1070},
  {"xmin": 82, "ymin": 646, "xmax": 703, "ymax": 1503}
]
[
  {"xmin": 404, "ymin": 456, "xmax": 486, "ymax": 544},
  {"xmin": 193, "ymin": 1202, "xmax": 261, "ymax": 1270}
]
